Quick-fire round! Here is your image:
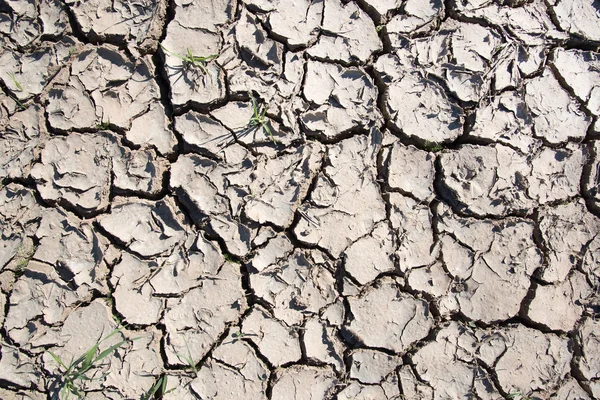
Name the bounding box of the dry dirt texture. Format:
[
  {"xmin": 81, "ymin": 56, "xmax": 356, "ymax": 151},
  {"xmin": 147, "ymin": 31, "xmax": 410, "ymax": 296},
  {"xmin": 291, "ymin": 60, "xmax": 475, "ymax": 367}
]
[{"xmin": 1, "ymin": 0, "xmax": 600, "ymax": 399}]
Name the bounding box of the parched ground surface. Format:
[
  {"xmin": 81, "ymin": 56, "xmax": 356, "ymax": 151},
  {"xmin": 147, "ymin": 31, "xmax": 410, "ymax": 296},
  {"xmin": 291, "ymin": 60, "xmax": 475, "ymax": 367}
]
[{"xmin": 1, "ymin": 0, "xmax": 600, "ymax": 399}]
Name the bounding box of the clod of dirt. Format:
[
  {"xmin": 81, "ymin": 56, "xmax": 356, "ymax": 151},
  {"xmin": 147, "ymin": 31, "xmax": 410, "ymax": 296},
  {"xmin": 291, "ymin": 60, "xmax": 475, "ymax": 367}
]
[
  {"xmin": 344, "ymin": 221, "xmax": 396, "ymax": 285},
  {"xmin": 251, "ymin": 249, "xmax": 337, "ymax": 325},
  {"xmin": 387, "ymin": 143, "xmax": 436, "ymax": 202},
  {"xmin": 494, "ymin": 325, "xmax": 572, "ymax": 395},
  {"xmin": 412, "ymin": 322, "xmax": 500, "ymax": 399},
  {"xmin": 163, "ymin": 261, "xmax": 247, "ymax": 367},
  {"xmin": 5, "ymin": 260, "xmax": 83, "ymax": 347},
  {"xmin": 0, "ymin": 106, "xmax": 45, "ymax": 180},
  {"xmin": 160, "ymin": 21, "xmax": 226, "ymax": 109},
  {"xmin": 128, "ymin": 101, "xmax": 177, "ymax": 157},
  {"xmin": 241, "ymin": 305, "xmax": 302, "ymax": 367},
  {"xmin": 98, "ymin": 197, "xmax": 188, "ymax": 258},
  {"xmin": 525, "ymin": 67, "xmax": 590, "ymax": 144},
  {"xmin": 468, "ymin": 91, "xmax": 539, "ymax": 154},
  {"xmin": 110, "ymin": 253, "xmax": 165, "ymax": 326},
  {"xmin": 553, "ymin": 48, "xmax": 600, "ymax": 116},
  {"xmin": 578, "ymin": 318, "xmax": 600, "ymax": 388},
  {"xmin": 346, "ymin": 277, "xmax": 433, "ymax": 353},
  {"xmin": 549, "ymin": 0, "xmax": 600, "ymax": 42},
  {"xmin": 383, "ymin": 72, "xmax": 463, "ymax": 143},
  {"xmin": 266, "ymin": 0, "xmax": 323, "ymax": 49},
  {"xmin": 0, "ymin": 184, "xmax": 42, "ymax": 270},
  {"xmin": 271, "ymin": 365, "xmax": 337, "ymax": 400},
  {"xmin": 454, "ymin": 0, "xmax": 567, "ymax": 45},
  {"xmin": 307, "ymin": 0, "xmax": 382, "ymax": 64},
  {"xmin": 389, "ymin": 193, "xmax": 437, "ymax": 271},
  {"xmin": 436, "ymin": 203, "xmax": 542, "ymax": 323},
  {"xmin": 0, "ymin": 343, "xmax": 44, "ymax": 390},
  {"xmin": 336, "ymin": 379, "xmax": 402, "ymax": 400},
  {"xmin": 35, "ymin": 207, "xmax": 110, "ymax": 292},
  {"xmin": 150, "ymin": 233, "xmax": 225, "ymax": 295},
  {"xmin": 525, "ymin": 271, "xmax": 592, "ymax": 332},
  {"xmin": 65, "ymin": 0, "xmax": 166, "ymax": 53},
  {"xmin": 175, "ymin": 110, "xmax": 232, "ymax": 156},
  {"xmin": 294, "ymin": 132, "xmax": 386, "ymax": 257},
  {"xmin": 439, "ymin": 143, "xmax": 584, "ymax": 217},
  {"xmin": 300, "ymin": 62, "xmax": 381, "ymax": 140},
  {"xmin": 537, "ymin": 200, "xmax": 600, "ymax": 283},
  {"xmin": 349, "ymin": 348, "xmax": 401, "ymax": 384},
  {"xmin": 304, "ymin": 316, "xmax": 345, "ymax": 372},
  {"xmin": 0, "ymin": 39, "xmax": 72, "ymax": 100},
  {"xmin": 190, "ymin": 328, "xmax": 269, "ymax": 400},
  {"xmin": 386, "ymin": 0, "xmax": 444, "ymax": 37}
]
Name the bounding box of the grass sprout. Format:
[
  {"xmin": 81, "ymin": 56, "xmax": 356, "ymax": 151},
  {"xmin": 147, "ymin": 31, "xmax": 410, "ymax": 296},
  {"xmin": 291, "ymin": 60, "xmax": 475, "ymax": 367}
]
[
  {"xmin": 507, "ymin": 391, "xmax": 534, "ymax": 400},
  {"xmin": 423, "ymin": 140, "xmax": 444, "ymax": 153},
  {"xmin": 227, "ymin": 330, "xmax": 258, "ymax": 344},
  {"xmin": 248, "ymin": 91, "xmax": 276, "ymax": 144},
  {"xmin": 13, "ymin": 243, "xmax": 36, "ymax": 276},
  {"xmin": 176, "ymin": 337, "xmax": 198, "ymax": 377},
  {"xmin": 96, "ymin": 118, "xmax": 111, "ymax": 130},
  {"xmin": 48, "ymin": 328, "xmax": 136, "ymax": 399},
  {"xmin": 160, "ymin": 45, "xmax": 218, "ymax": 75},
  {"xmin": 142, "ymin": 375, "xmax": 175, "ymax": 400},
  {"xmin": 7, "ymin": 72, "xmax": 23, "ymax": 91},
  {"xmin": 223, "ymin": 252, "xmax": 240, "ymax": 264}
]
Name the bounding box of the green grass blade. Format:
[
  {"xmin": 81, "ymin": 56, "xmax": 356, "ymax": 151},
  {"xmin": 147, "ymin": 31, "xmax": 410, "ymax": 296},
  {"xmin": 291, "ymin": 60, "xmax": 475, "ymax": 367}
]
[
  {"xmin": 92, "ymin": 339, "xmax": 129, "ymax": 365},
  {"xmin": 48, "ymin": 351, "xmax": 68, "ymax": 370},
  {"xmin": 249, "ymin": 92, "xmax": 259, "ymax": 117},
  {"xmin": 7, "ymin": 72, "xmax": 23, "ymax": 91},
  {"xmin": 161, "ymin": 375, "xmax": 168, "ymax": 394},
  {"xmin": 99, "ymin": 327, "xmax": 124, "ymax": 343},
  {"xmin": 264, "ymin": 123, "xmax": 277, "ymax": 144},
  {"xmin": 160, "ymin": 44, "xmax": 186, "ymax": 61},
  {"xmin": 143, "ymin": 376, "xmax": 167, "ymax": 400},
  {"xmin": 82, "ymin": 344, "xmax": 99, "ymax": 369}
]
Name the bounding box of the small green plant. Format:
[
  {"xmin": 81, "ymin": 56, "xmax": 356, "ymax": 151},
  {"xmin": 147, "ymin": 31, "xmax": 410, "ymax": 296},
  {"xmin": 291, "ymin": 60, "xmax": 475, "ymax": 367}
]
[
  {"xmin": 160, "ymin": 45, "xmax": 218, "ymax": 75},
  {"xmin": 48, "ymin": 328, "xmax": 134, "ymax": 399},
  {"xmin": 142, "ymin": 375, "xmax": 175, "ymax": 400},
  {"xmin": 7, "ymin": 72, "xmax": 23, "ymax": 91},
  {"xmin": 228, "ymin": 330, "xmax": 258, "ymax": 344},
  {"xmin": 176, "ymin": 337, "xmax": 198, "ymax": 377},
  {"xmin": 223, "ymin": 252, "xmax": 240, "ymax": 264},
  {"xmin": 248, "ymin": 92, "xmax": 276, "ymax": 144},
  {"xmin": 14, "ymin": 243, "xmax": 36, "ymax": 276},
  {"xmin": 96, "ymin": 118, "xmax": 111, "ymax": 130},
  {"xmin": 507, "ymin": 390, "xmax": 533, "ymax": 400},
  {"xmin": 423, "ymin": 140, "xmax": 444, "ymax": 153}
]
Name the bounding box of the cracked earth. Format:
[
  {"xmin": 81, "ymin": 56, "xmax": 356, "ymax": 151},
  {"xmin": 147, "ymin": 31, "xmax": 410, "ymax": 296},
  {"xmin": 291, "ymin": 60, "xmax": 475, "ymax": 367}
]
[{"xmin": 1, "ymin": 0, "xmax": 600, "ymax": 399}]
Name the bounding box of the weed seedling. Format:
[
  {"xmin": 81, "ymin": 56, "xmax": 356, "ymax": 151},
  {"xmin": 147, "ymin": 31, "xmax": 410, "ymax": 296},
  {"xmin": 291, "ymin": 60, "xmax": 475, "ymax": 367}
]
[
  {"xmin": 160, "ymin": 45, "xmax": 218, "ymax": 75},
  {"xmin": 7, "ymin": 72, "xmax": 23, "ymax": 91},
  {"xmin": 7, "ymin": 93, "xmax": 26, "ymax": 110},
  {"xmin": 248, "ymin": 92, "xmax": 276, "ymax": 144},
  {"xmin": 48, "ymin": 328, "xmax": 135, "ymax": 399},
  {"xmin": 142, "ymin": 375, "xmax": 175, "ymax": 400},
  {"xmin": 96, "ymin": 118, "xmax": 111, "ymax": 130},
  {"xmin": 508, "ymin": 390, "xmax": 533, "ymax": 400},
  {"xmin": 423, "ymin": 140, "xmax": 444, "ymax": 153},
  {"xmin": 13, "ymin": 243, "xmax": 36, "ymax": 276},
  {"xmin": 176, "ymin": 337, "xmax": 198, "ymax": 377},
  {"xmin": 223, "ymin": 252, "xmax": 240, "ymax": 264}
]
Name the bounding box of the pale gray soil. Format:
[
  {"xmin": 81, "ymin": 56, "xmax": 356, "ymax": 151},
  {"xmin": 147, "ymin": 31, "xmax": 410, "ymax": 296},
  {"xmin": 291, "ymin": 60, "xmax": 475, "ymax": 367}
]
[{"xmin": 0, "ymin": 0, "xmax": 600, "ymax": 399}]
